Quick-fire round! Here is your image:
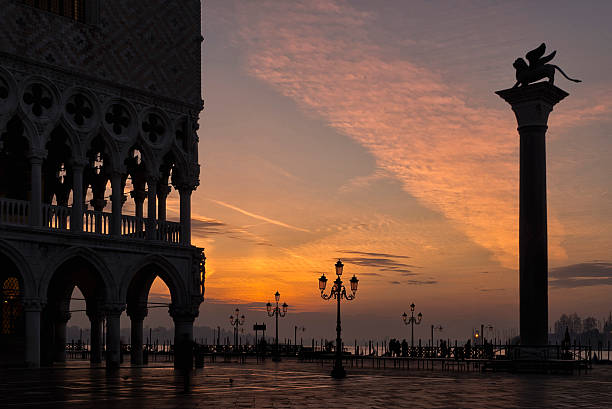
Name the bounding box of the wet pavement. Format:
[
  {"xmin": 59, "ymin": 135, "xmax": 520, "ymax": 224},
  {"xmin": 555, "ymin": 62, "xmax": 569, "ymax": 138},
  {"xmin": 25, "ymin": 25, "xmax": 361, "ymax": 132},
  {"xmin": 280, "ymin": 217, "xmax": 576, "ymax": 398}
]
[{"xmin": 1, "ymin": 359, "xmax": 611, "ymax": 408}]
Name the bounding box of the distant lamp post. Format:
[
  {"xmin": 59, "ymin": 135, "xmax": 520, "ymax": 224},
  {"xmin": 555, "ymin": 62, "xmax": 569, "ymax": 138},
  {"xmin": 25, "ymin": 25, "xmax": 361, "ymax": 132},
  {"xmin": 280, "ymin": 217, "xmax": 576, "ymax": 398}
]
[
  {"xmin": 318, "ymin": 259, "xmax": 359, "ymax": 379},
  {"xmin": 431, "ymin": 324, "xmax": 443, "ymax": 348},
  {"xmin": 402, "ymin": 303, "xmax": 423, "ymax": 348},
  {"xmin": 266, "ymin": 291, "xmax": 287, "ymax": 362},
  {"xmin": 229, "ymin": 308, "xmax": 245, "ymax": 347}
]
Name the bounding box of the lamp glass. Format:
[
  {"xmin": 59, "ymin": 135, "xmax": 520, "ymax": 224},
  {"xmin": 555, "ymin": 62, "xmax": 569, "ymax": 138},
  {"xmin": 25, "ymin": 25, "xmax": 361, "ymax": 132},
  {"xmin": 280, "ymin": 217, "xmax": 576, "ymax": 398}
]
[
  {"xmin": 275, "ymin": 291, "xmax": 280, "ymax": 303},
  {"xmin": 282, "ymin": 302, "xmax": 288, "ymax": 314},
  {"xmin": 318, "ymin": 274, "xmax": 327, "ymax": 291},
  {"xmin": 350, "ymin": 275, "xmax": 359, "ymax": 292},
  {"xmin": 266, "ymin": 302, "xmax": 272, "ymax": 313},
  {"xmin": 335, "ymin": 259, "xmax": 344, "ymax": 276}
]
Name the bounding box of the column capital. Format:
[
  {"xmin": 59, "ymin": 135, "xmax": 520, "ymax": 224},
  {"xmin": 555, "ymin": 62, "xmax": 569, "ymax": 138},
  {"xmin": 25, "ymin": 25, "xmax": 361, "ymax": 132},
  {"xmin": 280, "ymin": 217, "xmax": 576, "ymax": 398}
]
[
  {"xmin": 130, "ymin": 189, "xmax": 147, "ymax": 203},
  {"xmin": 169, "ymin": 304, "xmax": 199, "ymax": 322},
  {"xmin": 23, "ymin": 298, "xmax": 45, "ymax": 312},
  {"xmin": 126, "ymin": 305, "xmax": 148, "ymax": 320},
  {"xmin": 103, "ymin": 303, "xmax": 125, "ymax": 318},
  {"xmin": 28, "ymin": 149, "xmax": 47, "ymax": 162},
  {"xmin": 496, "ymin": 83, "xmax": 568, "ymax": 128},
  {"xmin": 156, "ymin": 184, "xmax": 172, "ymax": 198},
  {"xmin": 70, "ymin": 159, "xmax": 88, "ymax": 170}
]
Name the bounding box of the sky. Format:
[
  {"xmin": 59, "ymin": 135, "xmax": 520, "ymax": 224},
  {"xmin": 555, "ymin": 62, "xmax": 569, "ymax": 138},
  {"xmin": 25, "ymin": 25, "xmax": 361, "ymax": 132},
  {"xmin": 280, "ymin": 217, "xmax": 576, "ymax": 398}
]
[{"xmin": 76, "ymin": 0, "xmax": 612, "ymax": 344}]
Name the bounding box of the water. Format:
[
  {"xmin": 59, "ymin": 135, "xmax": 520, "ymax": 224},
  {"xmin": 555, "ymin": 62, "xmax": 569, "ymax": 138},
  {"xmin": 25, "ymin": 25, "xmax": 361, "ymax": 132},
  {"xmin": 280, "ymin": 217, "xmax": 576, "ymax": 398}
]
[{"xmin": 1, "ymin": 360, "xmax": 610, "ymax": 408}]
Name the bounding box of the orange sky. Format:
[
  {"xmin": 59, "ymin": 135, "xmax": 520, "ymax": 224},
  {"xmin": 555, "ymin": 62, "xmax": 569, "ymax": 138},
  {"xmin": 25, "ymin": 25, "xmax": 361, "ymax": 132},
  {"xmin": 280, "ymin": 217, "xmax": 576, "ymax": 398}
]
[{"xmin": 144, "ymin": 0, "xmax": 612, "ymax": 341}]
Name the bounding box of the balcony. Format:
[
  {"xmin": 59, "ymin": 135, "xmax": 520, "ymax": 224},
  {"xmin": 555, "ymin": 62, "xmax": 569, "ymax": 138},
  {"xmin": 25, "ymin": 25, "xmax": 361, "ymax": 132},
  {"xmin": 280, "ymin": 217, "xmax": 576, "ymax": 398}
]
[{"xmin": 0, "ymin": 198, "xmax": 182, "ymax": 245}]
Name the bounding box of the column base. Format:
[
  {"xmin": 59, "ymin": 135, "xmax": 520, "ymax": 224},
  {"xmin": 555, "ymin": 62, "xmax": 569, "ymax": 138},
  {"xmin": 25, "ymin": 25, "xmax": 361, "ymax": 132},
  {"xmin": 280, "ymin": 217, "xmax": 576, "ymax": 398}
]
[{"xmin": 331, "ymin": 365, "xmax": 346, "ymax": 379}]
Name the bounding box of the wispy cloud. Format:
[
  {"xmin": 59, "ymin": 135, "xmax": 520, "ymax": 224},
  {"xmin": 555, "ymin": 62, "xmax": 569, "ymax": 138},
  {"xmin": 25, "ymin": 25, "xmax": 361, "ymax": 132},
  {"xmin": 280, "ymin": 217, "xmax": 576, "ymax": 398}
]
[
  {"xmin": 235, "ymin": 0, "xmax": 612, "ymax": 269},
  {"xmin": 209, "ymin": 198, "xmax": 310, "ymax": 233},
  {"xmin": 550, "ymin": 262, "xmax": 612, "ymax": 288}
]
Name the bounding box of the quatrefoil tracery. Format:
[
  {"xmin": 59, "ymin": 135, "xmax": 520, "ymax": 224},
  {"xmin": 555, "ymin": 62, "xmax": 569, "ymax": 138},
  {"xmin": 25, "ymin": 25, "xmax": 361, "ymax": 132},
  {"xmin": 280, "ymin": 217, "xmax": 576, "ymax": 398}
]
[
  {"xmin": 23, "ymin": 83, "xmax": 53, "ymax": 117},
  {"xmin": 66, "ymin": 94, "xmax": 93, "ymax": 126},
  {"xmin": 105, "ymin": 104, "xmax": 130, "ymax": 135},
  {"xmin": 142, "ymin": 113, "xmax": 165, "ymax": 144}
]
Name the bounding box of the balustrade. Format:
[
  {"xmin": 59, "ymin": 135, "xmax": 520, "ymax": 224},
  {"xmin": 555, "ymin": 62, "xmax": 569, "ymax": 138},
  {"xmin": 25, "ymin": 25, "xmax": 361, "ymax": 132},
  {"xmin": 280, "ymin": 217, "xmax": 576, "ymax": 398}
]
[
  {"xmin": 43, "ymin": 204, "xmax": 71, "ymax": 230},
  {"xmin": 1, "ymin": 200, "xmax": 182, "ymax": 245},
  {"xmin": 0, "ymin": 198, "xmax": 30, "ymax": 225}
]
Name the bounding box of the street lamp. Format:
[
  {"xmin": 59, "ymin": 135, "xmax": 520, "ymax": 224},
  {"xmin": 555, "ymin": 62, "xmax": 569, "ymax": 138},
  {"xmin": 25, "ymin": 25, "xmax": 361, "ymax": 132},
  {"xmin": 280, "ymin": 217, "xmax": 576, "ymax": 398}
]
[
  {"xmin": 318, "ymin": 259, "xmax": 359, "ymax": 379},
  {"xmin": 229, "ymin": 308, "xmax": 245, "ymax": 348},
  {"xmin": 402, "ymin": 303, "xmax": 423, "ymax": 348},
  {"xmin": 266, "ymin": 291, "xmax": 287, "ymax": 361}
]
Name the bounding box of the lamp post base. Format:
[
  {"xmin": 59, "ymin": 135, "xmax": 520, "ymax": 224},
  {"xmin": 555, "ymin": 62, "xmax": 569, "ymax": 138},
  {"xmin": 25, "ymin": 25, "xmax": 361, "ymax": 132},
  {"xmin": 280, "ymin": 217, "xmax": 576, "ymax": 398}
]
[{"xmin": 331, "ymin": 364, "xmax": 346, "ymax": 379}]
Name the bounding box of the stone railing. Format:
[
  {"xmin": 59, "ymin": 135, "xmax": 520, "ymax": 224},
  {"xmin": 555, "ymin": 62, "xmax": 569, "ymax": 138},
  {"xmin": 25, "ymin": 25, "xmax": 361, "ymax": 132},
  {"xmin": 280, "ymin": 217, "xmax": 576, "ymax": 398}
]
[
  {"xmin": 121, "ymin": 215, "xmax": 146, "ymax": 239},
  {"xmin": 1, "ymin": 200, "xmax": 182, "ymax": 245},
  {"xmin": 0, "ymin": 198, "xmax": 29, "ymax": 225},
  {"xmin": 43, "ymin": 204, "xmax": 71, "ymax": 230},
  {"xmin": 155, "ymin": 220, "xmax": 181, "ymax": 244},
  {"xmin": 84, "ymin": 209, "xmax": 111, "ymax": 235}
]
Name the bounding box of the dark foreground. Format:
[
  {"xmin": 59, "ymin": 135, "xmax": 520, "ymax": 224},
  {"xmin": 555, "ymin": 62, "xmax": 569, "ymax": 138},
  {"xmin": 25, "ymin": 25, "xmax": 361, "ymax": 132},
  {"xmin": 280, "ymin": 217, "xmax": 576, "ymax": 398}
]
[{"xmin": 1, "ymin": 360, "xmax": 610, "ymax": 408}]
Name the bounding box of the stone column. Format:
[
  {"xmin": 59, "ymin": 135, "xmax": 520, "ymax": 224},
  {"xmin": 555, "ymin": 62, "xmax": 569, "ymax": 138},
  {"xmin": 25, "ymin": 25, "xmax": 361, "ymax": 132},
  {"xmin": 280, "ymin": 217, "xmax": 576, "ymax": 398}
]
[
  {"xmin": 71, "ymin": 162, "xmax": 84, "ymax": 231},
  {"xmin": 88, "ymin": 311, "xmax": 103, "ymax": 364},
  {"xmin": 496, "ymin": 83, "xmax": 568, "ymax": 346},
  {"xmin": 170, "ymin": 306, "xmax": 197, "ymax": 369},
  {"xmin": 23, "ymin": 299, "xmax": 43, "ymax": 368},
  {"xmin": 130, "ymin": 188, "xmax": 146, "ymax": 232},
  {"xmin": 127, "ymin": 308, "xmax": 147, "ymax": 365},
  {"xmin": 29, "ymin": 155, "xmax": 44, "ymax": 227},
  {"xmin": 105, "ymin": 305, "xmax": 123, "ymax": 369},
  {"xmin": 110, "ymin": 172, "xmax": 124, "ymax": 236},
  {"xmin": 179, "ymin": 187, "xmax": 193, "ymax": 245},
  {"xmin": 147, "ymin": 177, "xmax": 157, "ymax": 239},
  {"xmin": 157, "ymin": 184, "xmax": 170, "ymax": 222},
  {"xmin": 54, "ymin": 311, "xmax": 71, "ymax": 363}
]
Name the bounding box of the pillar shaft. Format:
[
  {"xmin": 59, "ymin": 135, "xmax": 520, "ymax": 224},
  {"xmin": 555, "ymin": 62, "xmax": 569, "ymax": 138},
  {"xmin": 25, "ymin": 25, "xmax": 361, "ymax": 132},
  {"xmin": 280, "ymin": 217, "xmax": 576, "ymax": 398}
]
[
  {"xmin": 128, "ymin": 310, "xmax": 146, "ymax": 365},
  {"xmin": 171, "ymin": 308, "xmax": 196, "ymax": 369},
  {"xmin": 24, "ymin": 301, "xmax": 42, "ymax": 368},
  {"xmin": 105, "ymin": 308, "xmax": 122, "ymax": 369},
  {"xmin": 147, "ymin": 178, "xmax": 157, "ymax": 239},
  {"xmin": 519, "ymin": 125, "xmax": 548, "ymax": 345},
  {"xmin": 111, "ymin": 172, "xmax": 123, "ymax": 236},
  {"xmin": 71, "ymin": 163, "xmax": 84, "ymax": 231},
  {"xmin": 496, "ymin": 83, "xmax": 568, "ymax": 346},
  {"xmin": 89, "ymin": 314, "xmax": 103, "ymax": 364},
  {"xmin": 179, "ymin": 188, "xmax": 192, "ymax": 245},
  {"xmin": 29, "ymin": 156, "xmax": 43, "ymax": 227}
]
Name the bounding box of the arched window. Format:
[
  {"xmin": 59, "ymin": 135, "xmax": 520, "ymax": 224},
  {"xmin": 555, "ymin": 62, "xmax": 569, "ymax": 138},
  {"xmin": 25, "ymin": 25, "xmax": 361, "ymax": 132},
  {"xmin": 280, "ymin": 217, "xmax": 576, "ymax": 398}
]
[
  {"xmin": 21, "ymin": 1, "xmax": 88, "ymax": 23},
  {"xmin": 1, "ymin": 277, "xmax": 22, "ymax": 335}
]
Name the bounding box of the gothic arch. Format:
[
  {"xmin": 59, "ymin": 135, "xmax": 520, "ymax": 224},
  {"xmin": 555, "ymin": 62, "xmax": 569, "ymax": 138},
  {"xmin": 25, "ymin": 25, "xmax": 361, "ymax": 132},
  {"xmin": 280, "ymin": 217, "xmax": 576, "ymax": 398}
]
[
  {"xmin": 0, "ymin": 239, "xmax": 36, "ymax": 299},
  {"xmin": 121, "ymin": 254, "xmax": 189, "ymax": 307},
  {"xmin": 38, "ymin": 246, "xmax": 117, "ymax": 303}
]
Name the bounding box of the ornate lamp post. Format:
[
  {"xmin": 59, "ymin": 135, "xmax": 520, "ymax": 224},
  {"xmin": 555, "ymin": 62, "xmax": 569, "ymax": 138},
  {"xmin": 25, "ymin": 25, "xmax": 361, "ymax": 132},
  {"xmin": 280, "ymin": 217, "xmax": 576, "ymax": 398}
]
[
  {"xmin": 229, "ymin": 308, "xmax": 245, "ymax": 348},
  {"xmin": 402, "ymin": 303, "xmax": 422, "ymax": 348},
  {"xmin": 318, "ymin": 259, "xmax": 359, "ymax": 379},
  {"xmin": 266, "ymin": 291, "xmax": 287, "ymax": 362}
]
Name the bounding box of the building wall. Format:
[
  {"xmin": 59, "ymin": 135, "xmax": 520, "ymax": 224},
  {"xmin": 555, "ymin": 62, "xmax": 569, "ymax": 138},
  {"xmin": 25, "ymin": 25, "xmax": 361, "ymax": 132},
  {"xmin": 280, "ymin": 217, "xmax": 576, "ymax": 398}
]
[{"xmin": 0, "ymin": 0, "xmax": 202, "ymax": 108}]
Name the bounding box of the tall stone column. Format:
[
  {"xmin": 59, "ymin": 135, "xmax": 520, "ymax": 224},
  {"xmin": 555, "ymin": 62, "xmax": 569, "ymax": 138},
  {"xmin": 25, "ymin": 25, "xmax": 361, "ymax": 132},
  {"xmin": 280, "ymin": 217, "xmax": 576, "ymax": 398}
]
[
  {"xmin": 170, "ymin": 305, "xmax": 197, "ymax": 369},
  {"xmin": 29, "ymin": 154, "xmax": 44, "ymax": 227},
  {"xmin": 71, "ymin": 162, "xmax": 85, "ymax": 231},
  {"xmin": 23, "ymin": 299, "xmax": 43, "ymax": 368},
  {"xmin": 157, "ymin": 184, "xmax": 170, "ymax": 222},
  {"xmin": 54, "ymin": 311, "xmax": 71, "ymax": 363},
  {"xmin": 130, "ymin": 188, "xmax": 146, "ymax": 232},
  {"xmin": 105, "ymin": 305, "xmax": 123, "ymax": 369},
  {"xmin": 496, "ymin": 82, "xmax": 568, "ymax": 346},
  {"xmin": 110, "ymin": 172, "xmax": 124, "ymax": 236},
  {"xmin": 127, "ymin": 307, "xmax": 147, "ymax": 365},
  {"xmin": 179, "ymin": 187, "xmax": 193, "ymax": 245},
  {"xmin": 147, "ymin": 177, "xmax": 158, "ymax": 239},
  {"xmin": 88, "ymin": 311, "xmax": 103, "ymax": 364}
]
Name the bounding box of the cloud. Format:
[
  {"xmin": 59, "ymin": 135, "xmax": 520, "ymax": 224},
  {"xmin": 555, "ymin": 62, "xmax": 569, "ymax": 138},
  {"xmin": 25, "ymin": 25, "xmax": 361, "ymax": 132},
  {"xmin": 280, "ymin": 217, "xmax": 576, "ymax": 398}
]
[
  {"xmin": 550, "ymin": 262, "xmax": 612, "ymax": 288},
  {"xmin": 404, "ymin": 279, "xmax": 438, "ymax": 285},
  {"xmin": 340, "ymin": 257, "xmax": 416, "ymax": 269},
  {"xmin": 235, "ymin": 0, "xmax": 612, "ymax": 269},
  {"xmin": 389, "ymin": 281, "xmax": 401, "ymax": 285},
  {"xmin": 209, "ymin": 198, "xmax": 310, "ymax": 233},
  {"xmin": 340, "ymin": 250, "xmax": 411, "ymax": 259}
]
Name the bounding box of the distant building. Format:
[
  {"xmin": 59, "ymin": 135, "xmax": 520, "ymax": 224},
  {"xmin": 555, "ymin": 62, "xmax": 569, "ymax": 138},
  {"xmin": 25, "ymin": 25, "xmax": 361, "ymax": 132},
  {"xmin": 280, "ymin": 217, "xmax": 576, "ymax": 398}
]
[{"xmin": 0, "ymin": 0, "xmax": 204, "ymax": 367}]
